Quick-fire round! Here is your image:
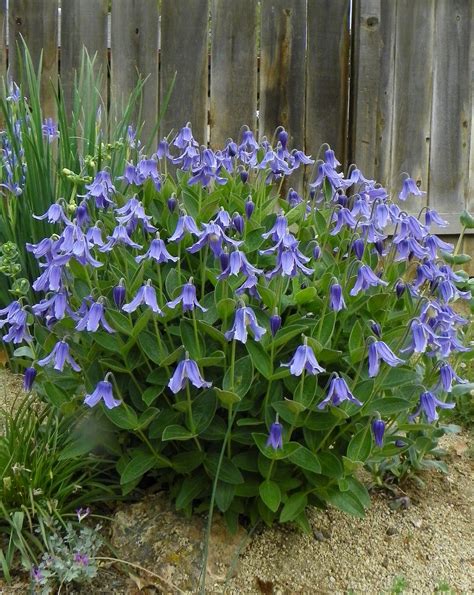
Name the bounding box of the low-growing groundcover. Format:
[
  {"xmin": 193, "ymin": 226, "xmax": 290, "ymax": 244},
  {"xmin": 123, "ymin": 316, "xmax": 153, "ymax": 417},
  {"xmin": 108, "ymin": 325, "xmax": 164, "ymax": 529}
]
[{"xmin": 1, "ymin": 108, "xmax": 473, "ymax": 552}]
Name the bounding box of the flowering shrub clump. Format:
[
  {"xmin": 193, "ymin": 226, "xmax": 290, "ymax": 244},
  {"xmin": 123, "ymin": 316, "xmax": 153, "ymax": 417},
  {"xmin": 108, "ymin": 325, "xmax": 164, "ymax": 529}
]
[{"xmin": 2, "ymin": 121, "xmax": 473, "ymax": 530}]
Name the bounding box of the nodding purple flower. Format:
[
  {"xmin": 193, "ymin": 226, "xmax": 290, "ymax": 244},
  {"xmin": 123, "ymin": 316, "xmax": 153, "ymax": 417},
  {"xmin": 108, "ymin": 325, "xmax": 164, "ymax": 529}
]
[
  {"xmin": 235, "ymin": 274, "xmax": 262, "ymax": 301},
  {"xmin": 240, "ymin": 170, "xmax": 249, "ymax": 184},
  {"xmin": 350, "ymin": 264, "xmax": 388, "ymax": 297},
  {"xmin": 372, "ymin": 419, "xmax": 385, "ymax": 447},
  {"xmin": 168, "ymin": 354, "xmax": 212, "ymax": 394},
  {"xmin": 399, "ymin": 177, "xmax": 425, "ymax": 201},
  {"xmin": 187, "ymin": 221, "xmax": 242, "ymax": 257},
  {"xmin": 86, "ymin": 224, "xmax": 104, "ymax": 247},
  {"xmin": 262, "ymin": 212, "xmax": 288, "ymax": 242},
  {"xmin": 283, "ymin": 342, "xmax": 325, "ymax": 377},
  {"xmin": 232, "ymin": 213, "xmax": 244, "ymax": 235},
  {"xmin": 278, "ymin": 129, "xmax": 289, "ymax": 148},
  {"xmin": 424, "ymin": 234, "xmax": 454, "ymax": 260},
  {"xmin": 82, "ymin": 171, "xmax": 115, "ymax": 209},
  {"xmin": 215, "ymin": 208, "xmax": 232, "ymax": 229},
  {"xmin": 331, "ymin": 208, "xmax": 357, "ymax": 235},
  {"xmin": 32, "ymin": 263, "xmax": 64, "ymax": 292},
  {"xmin": 167, "ymin": 194, "xmax": 178, "ymax": 213},
  {"xmin": 168, "ymin": 213, "xmax": 201, "ymax": 242},
  {"xmin": 245, "ymin": 196, "xmax": 254, "ymax": 219},
  {"xmin": 218, "ymin": 249, "xmax": 263, "ymax": 280},
  {"xmin": 401, "ymin": 319, "xmax": 438, "ymax": 354},
  {"xmin": 75, "ymin": 300, "xmax": 115, "ymax": 333},
  {"xmin": 318, "ymin": 375, "xmax": 362, "ymax": 409},
  {"xmin": 220, "ymin": 249, "xmax": 230, "ymax": 271},
  {"xmin": 225, "ymin": 305, "xmax": 266, "ymax": 344},
  {"xmin": 166, "ymin": 279, "xmax": 206, "ymax": 312},
  {"xmin": 84, "ymin": 377, "xmax": 121, "ymax": 409},
  {"xmin": 409, "ymin": 390, "xmax": 455, "ymax": 423},
  {"xmin": 173, "ymin": 123, "xmax": 198, "ymax": 149},
  {"xmin": 113, "ymin": 281, "xmax": 126, "ymax": 308},
  {"xmin": 292, "ymin": 149, "xmax": 315, "ymax": 166},
  {"xmin": 368, "ymin": 341, "xmax": 404, "ymax": 377},
  {"xmin": 395, "ymin": 280, "xmax": 406, "ymax": 298},
  {"xmin": 42, "ymin": 117, "xmax": 59, "ymax": 142},
  {"xmin": 123, "ymin": 281, "xmax": 163, "ymax": 315},
  {"xmin": 425, "ymin": 208, "xmax": 448, "ymax": 228},
  {"xmin": 32, "ymin": 291, "xmax": 70, "ymax": 322},
  {"xmin": 270, "ymin": 311, "xmax": 282, "ymax": 337},
  {"xmin": 6, "ymin": 81, "xmax": 21, "ymax": 103},
  {"xmin": 23, "ymin": 367, "xmax": 37, "ymax": 391},
  {"xmin": 37, "ymin": 340, "xmax": 81, "ymax": 372},
  {"xmin": 136, "ymin": 236, "xmax": 179, "ymax": 264},
  {"xmin": 267, "ymin": 245, "xmax": 314, "ymax": 279},
  {"xmin": 99, "ymin": 224, "xmax": 142, "ymax": 252},
  {"xmin": 156, "ymin": 138, "xmax": 170, "ymax": 159},
  {"xmin": 135, "ymin": 158, "xmax": 162, "ymax": 190},
  {"xmin": 351, "ymin": 239, "xmax": 365, "ymax": 260},
  {"xmin": 287, "ymin": 188, "xmax": 303, "ymax": 208},
  {"xmin": 115, "ymin": 197, "xmax": 157, "ymax": 233},
  {"xmin": 329, "ymin": 283, "xmax": 346, "ymax": 312},
  {"xmin": 1, "ymin": 309, "xmax": 32, "ymax": 344},
  {"xmin": 266, "ymin": 421, "xmax": 283, "ymax": 449},
  {"xmin": 437, "ymin": 362, "xmax": 466, "ymax": 393},
  {"xmin": 33, "ymin": 202, "xmax": 71, "ymax": 225},
  {"xmin": 76, "ymin": 507, "xmax": 90, "ymax": 522},
  {"xmin": 0, "ymin": 300, "xmax": 22, "ymax": 327}
]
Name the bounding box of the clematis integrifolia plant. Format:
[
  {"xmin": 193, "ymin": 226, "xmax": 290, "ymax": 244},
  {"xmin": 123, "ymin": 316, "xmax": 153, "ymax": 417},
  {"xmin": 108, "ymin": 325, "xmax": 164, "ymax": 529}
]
[{"xmin": 5, "ymin": 121, "xmax": 470, "ymax": 530}]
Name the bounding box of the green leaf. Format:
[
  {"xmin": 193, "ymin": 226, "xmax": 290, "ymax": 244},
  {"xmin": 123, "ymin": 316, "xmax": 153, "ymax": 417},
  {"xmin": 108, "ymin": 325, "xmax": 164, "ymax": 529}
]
[
  {"xmin": 223, "ymin": 355, "xmax": 253, "ymax": 398},
  {"xmin": 246, "ymin": 340, "xmax": 273, "ymax": 379},
  {"xmin": 451, "ymin": 382, "xmax": 474, "ymax": 397},
  {"xmin": 279, "ymin": 493, "xmax": 307, "ymax": 523},
  {"xmin": 137, "ymin": 331, "xmax": 165, "ymax": 364},
  {"xmin": 380, "ymin": 367, "xmax": 421, "ymax": 389},
  {"xmin": 441, "ymin": 251, "xmax": 471, "ymax": 265},
  {"xmin": 176, "ymin": 474, "xmax": 207, "ymax": 510},
  {"xmin": 325, "ymin": 489, "xmax": 365, "ymax": 518},
  {"xmin": 216, "ymin": 298, "xmax": 236, "ymax": 319},
  {"xmin": 120, "ymin": 451, "xmax": 156, "ymax": 485},
  {"xmin": 259, "ymin": 480, "xmax": 281, "ymax": 512},
  {"xmin": 294, "ymin": 286, "xmax": 317, "ymax": 305},
  {"xmin": 318, "ymin": 451, "xmax": 344, "ymax": 478},
  {"xmin": 198, "ymin": 350, "xmax": 226, "ymax": 367},
  {"xmin": 197, "ymin": 321, "xmax": 226, "ymax": 345},
  {"xmin": 204, "ymin": 453, "xmax": 244, "ymax": 484},
  {"xmin": 162, "ymin": 424, "xmax": 197, "ymax": 441},
  {"xmin": 165, "ymin": 268, "xmax": 184, "ymax": 297},
  {"xmin": 13, "ymin": 345, "xmax": 34, "ymax": 358},
  {"xmin": 252, "ymin": 433, "xmax": 301, "ymax": 460},
  {"xmin": 272, "ymin": 324, "xmax": 306, "ymax": 349},
  {"xmin": 142, "ymin": 386, "xmax": 162, "ymax": 406},
  {"xmin": 215, "ymin": 481, "xmax": 235, "ymax": 512},
  {"xmin": 460, "ymin": 209, "xmax": 474, "ymax": 228},
  {"xmin": 94, "ymin": 332, "xmax": 124, "ymax": 355},
  {"xmin": 180, "ymin": 319, "xmax": 202, "ymax": 359},
  {"xmin": 107, "ymin": 310, "xmax": 133, "ymax": 335},
  {"xmin": 363, "ymin": 397, "xmax": 411, "ymax": 415},
  {"xmin": 192, "ymin": 390, "xmax": 217, "ymax": 434},
  {"xmin": 347, "ymin": 425, "xmax": 372, "ymax": 462},
  {"xmin": 161, "ymin": 345, "xmax": 185, "ymax": 366},
  {"xmin": 214, "ymin": 387, "xmax": 241, "ymax": 406},
  {"xmin": 288, "ymin": 447, "xmax": 321, "ymax": 473},
  {"xmin": 346, "ymin": 477, "xmax": 371, "ymax": 508},
  {"xmin": 104, "ymin": 406, "xmax": 139, "ymax": 430},
  {"xmin": 42, "ymin": 382, "xmax": 69, "ymax": 407},
  {"xmin": 348, "ymin": 321, "xmax": 365, "ymax": 363},
  {"xmin": 318, "ymin": 311, "xmax": 336, "ymax": 346},
  {"xmin": 172, "ymin": 451, "xmax": 205, "ymax": 473}
]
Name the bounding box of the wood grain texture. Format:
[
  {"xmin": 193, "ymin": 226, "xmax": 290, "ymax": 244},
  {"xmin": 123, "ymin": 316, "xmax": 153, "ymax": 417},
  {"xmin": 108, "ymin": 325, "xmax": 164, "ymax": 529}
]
[
  {"xmin": 306, "ymin": 0, "xmax": 350, "ymax": 168},
  {"xmin": 429, "ymin": 0, "xmax": 473, "ymax": 225},
  {"xmin": 0, "ymin": 1, "xmax": 5, "ymax": 83},
  {"xmin": 260, "ymin": 0, "xmax": 306, "ymax": 191},
  {"xmin": 8, "ymin": 0, "xmax": 59, "ymax": 118},
  {"xmin": 110, "ymin": 0, "xmax": 159, "ymax": 142},
  {"xmin": 210, "ymin": 0, "xmax": 257, "ymax": 147},
  {"xmin": 388, "ymin": 0, "xmax": 435, "ymax": 211},
  {"xmin": 160, "ymin": 0, "xmax": 209, "ymax": 144},
  {"xmin": 60, "ymin": 0, "xmax": 108, "ymax": 117}
]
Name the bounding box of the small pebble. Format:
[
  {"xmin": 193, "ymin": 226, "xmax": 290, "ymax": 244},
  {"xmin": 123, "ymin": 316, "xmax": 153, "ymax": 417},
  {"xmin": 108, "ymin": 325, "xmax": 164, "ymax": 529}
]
[
  {"xmin": 386, "ymin": 526, "xmax": 398, "ymax": 536},
  {"xmin": 313, "ymin": 530, "xmax": 326, "ymax": 542}
]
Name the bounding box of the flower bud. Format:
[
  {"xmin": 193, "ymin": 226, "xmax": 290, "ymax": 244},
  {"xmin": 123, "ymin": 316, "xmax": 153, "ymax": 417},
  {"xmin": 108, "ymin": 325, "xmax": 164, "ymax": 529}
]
[
  {"xmin": 270, "ymin": 311, "xmax": 282, "ymax": 336},
  {"xmin": 245, "ymin": 196, "xmax": 254, "ymax": 219},
  {"xmin": 370, "ymin": 321, "xmax": 381, "ymax": 337},
  {"xmin": 375, "ymin": 240, "xmax": 384, "ymax": 256},
  {"xmin": 232, "ymin": 213, "xmax": 244, "ymax": 235},
  {"xmin": 23, "ymin": 367, "xmax": 37, "ymax": 391},
  {"xmin": 219, "ymin": 249, "xmax": 229, "ymax": 271},
  {"xmin": 167, "ymin": 195, "xmax": 177, "ymax": 213},
  {"xmin": 352, "ymin": 239, "xmax": 364, "ymax": 260},
  {"xmin": 313, "ymin": 244, "xmax": 321, "ymax": 260},
  {"xmin": 278, "ymin": 129, "xmax": 288, "ymax": 149},
  {"xmin": 113, "ymin": 281, "xmax": 126, "ymax": 308},
  {"xmin": 372, "ymin": 419, "xmax": 385, "ymax": 447},
  {"xmin": 75, "ymin": 202, "xmax": 89, "ymax": 226},
  {"xmin": 395, "ymin": 280, "xmax": 406, "ymax": 298}
]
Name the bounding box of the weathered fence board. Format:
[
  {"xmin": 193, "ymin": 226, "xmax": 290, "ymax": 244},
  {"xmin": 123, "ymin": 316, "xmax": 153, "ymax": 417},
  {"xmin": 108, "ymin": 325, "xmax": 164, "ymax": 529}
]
[
  {"xmin": 160, "ymin": 0, "xmax": 209, "ymax": 145},
  {"xmin": 0, "ymin": 1, "xmax": 5, "ymax": 85},
  {"xmin": 60, "ymin": 0, "xmax": 108, "ymax": 117},
  {"xmin": 429, "ymin": 0, "xmax": 473, "ymax": 229},
  {"xmin": 260, "ymin": 0, "xmax": 306, "ymax": 190},
  {"xmin": 110, "ymin": 0, "xmax": 159, "ymax": 144},
  {"xmin": 8, "ymin": 0, "xmax": 59, "ymax": 118},
  {"xmin": 306, "ymin": 0, "xmax": 350, "ymax": 170},
  {"xmin": 210, "ymin": 0, "xmax": 257, "ymax": 147}
]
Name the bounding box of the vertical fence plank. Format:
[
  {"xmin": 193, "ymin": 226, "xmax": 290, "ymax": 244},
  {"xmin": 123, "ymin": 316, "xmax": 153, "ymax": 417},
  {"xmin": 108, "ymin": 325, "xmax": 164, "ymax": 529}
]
[
  {"xmin": 388, "ymin": 0, "xmax": 435, "ymax": 211},
  {"xmin": 9, "ymin": 0, "xmax": 59, "ymax": 118},
  {"xmin": 260, "ymin": 0, "xmax": 306, "ymax": 190},
  {"xmin": 110, "ymin": 0, "xmax": 159, "ymax": 144},
  {"xmin": 160, "ymin": 0, "xmax": 209, "ymax": 144},
  {"xmin": 350, "ymin": 1, "xmax": 397, "ymax": 183},
  {"xmin": 210, "ymin": 0, "xmax": 257, "ymax": 147},
  {"xmin": 0, "ymin": 1, "xmax": 6, "ymax": 84},
  {"xmin": 60, "ymin": 0, "xmax": 108, "ymax": 117},
  {"xmin": 429, "ymin": 0, "xmax": 473, "ymax": 231},
  {"xmin": 306, "ymin": 0, "xmax": 350, "ymax": 170}
]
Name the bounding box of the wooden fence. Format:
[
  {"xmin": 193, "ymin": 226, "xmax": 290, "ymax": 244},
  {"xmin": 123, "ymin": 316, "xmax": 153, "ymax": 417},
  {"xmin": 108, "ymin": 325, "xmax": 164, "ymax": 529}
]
[{"xmin": 0, "ymin": 0, "xmax": 472, "ymax": 237}]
